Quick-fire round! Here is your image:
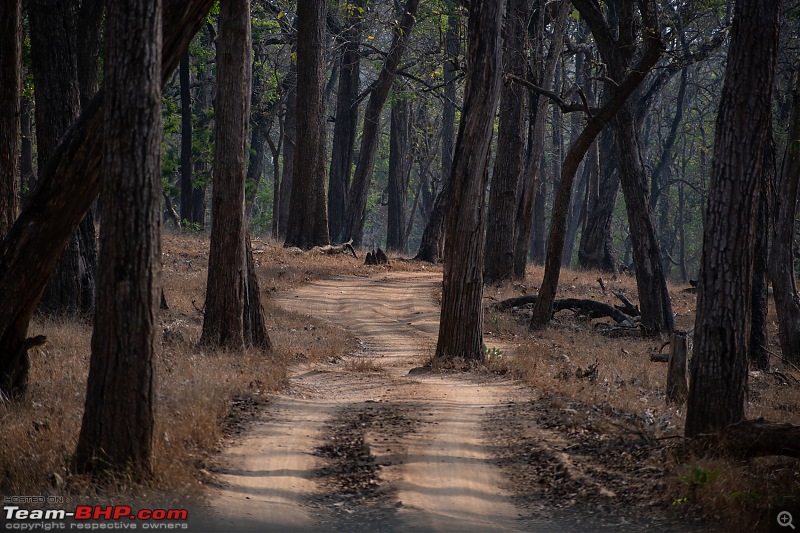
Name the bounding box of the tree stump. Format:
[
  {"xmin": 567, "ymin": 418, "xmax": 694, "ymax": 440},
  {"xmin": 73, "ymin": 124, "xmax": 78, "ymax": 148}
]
[{"xmin": 667, "ymin": 331, "xmax": 689, "ymax": 404}]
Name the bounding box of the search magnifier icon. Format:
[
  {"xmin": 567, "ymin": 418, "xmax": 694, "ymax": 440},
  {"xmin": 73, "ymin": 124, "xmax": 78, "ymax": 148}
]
[{"xmin": 779, "ymin": 511, "xmax": 796, "ymax": 529}]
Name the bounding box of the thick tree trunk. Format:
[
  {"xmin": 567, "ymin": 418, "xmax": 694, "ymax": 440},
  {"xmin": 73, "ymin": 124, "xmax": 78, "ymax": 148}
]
[
  {"xmin": 0, "ymin": 0, "xmax": 21, "ymax": 238},
  {"xmin": 243, "ymin": 232, "xmax": 271, "ymax": 351},
  {"xmin": 179, "ymin": 51, "xmax": 193, "ymax": 223},
  {"xmin": 414, "ymin": 3, "xmax": 459, "ymax": 263},
  {"xmin": 201, "ymin": 0, "xmax": 252, "ymax": 350},
  {"xmin": 0, "ymin": 0, "xmax": 215, "ymax": 396},
  {"xmin": 327, "ymin": 0, "xmax": 362, "ymax": 242},
  {"xmin": 343, "ymin": 0, "xmax": 420, "ymax": 247},
  {"xmin": 578, "ymin": 126, "xmax": 618, "ymax": 272},
  {"xmin": 769, "ymin": 67, "xmax": 800, "ymax": 364},
  {"xmin": 686, "ymin": 0, "xmax": 779, "ymax": 437},
  {"xmin": 74, "ymin": 0, "xmax": 161, "ymax": 478},
  {"xmin": 483, "ymin": 0, "xmax": 527, "ymax": 283},
  {"xmin": 284, "ymin": 0, "xmax": 329, "ymax": 249},
  {"xmin": 387, "ymin": 97, "xmax": 412, "ymax": 253},
  {"xmin": 435, "ymin": 0, "xmax": 504, "ymax": 363}
]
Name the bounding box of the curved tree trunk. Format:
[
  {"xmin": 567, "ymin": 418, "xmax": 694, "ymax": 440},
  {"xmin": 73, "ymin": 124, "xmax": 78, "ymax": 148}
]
[
  {"xmin": 529, "ymin": 12, "xmax": 663, "ymax": 329},
  {"xmin": 435, "ymin": 0, "xmax": 504, "ymax": 363},
  {"xmin": 74, "ymin": 0, "xmax": 161, "ymax": 478},
  {"xmin": 686, "ymin": 0, "xmax": 779, "ymax": 437}
]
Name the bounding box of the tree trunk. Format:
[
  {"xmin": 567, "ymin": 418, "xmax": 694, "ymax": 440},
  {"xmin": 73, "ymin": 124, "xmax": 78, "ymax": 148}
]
[
  {"xmin": 179, "ymin": 50, "xmax": 193, "ymax": 223},
  {"xmin": 20, "ymin": 97, "xmax": 33, "ymax": 192},
  {"xmin": 277, "ymin": 61, "xmax": 296, "ymax": 239},
  {"xmin": 200, "ymin": 0, "xmax": 252, "ymax": 350},
  {"xmin": 76, "ymin": 0, "xmax": 104, "ymax": 106},
  {"xmin": 435, "ymin": 0, "xmax": 504, "ymax": 364},
  {"xmin": 750, "ymin": 126, "xmax": 773, "ymax": 370},
  {"xmin": 386, "ymin": 97, "xmax": 412, "ymax": 253},
  {"xmin": 686, "ymin": 0, "xmax": 779, "ymax": 437},
  {"xmin": 343, "ymin": 0, "xmax": 420, "ymax": 247},
  {"xmin": 284, "ymin": 0, "xmax": 329, "ymax": 249},
  {"xmin": 245, "ymin": 113, "xmax": 267, "ymax": 221},
  {"xmin": 666, "ymin": 331, "xmax": 689, "ymax": 404},
  {"xmin": 74, "ymin": 0, "xmax": 161, "ymax": 478},
  {"xmin": 414, "ymin": 3, "xmax": 459, "ymax": 263},
  {"xmin": 483, "ymin": 0, "xmax": 527, "ymax": 283},
  {"xmin": 327, "ymin": 0, "xmax": 362, "ymax": 242},
  {"xmin": 0, "ymin": 0, "xmax": 216, "ymax": 397},
  {"xmin": 243, "ymin": 232, "xmax": 271, "ymax": 351},
  {"xmin": 769, "ymin": 66, "xmax": 800, "ymax": 364},
  {"xmin": 30, "ymin": 0, "xmax": 98, "ymax": 317},
  {"xmin": 529, "ymin": 8, "xmax": 663, "ymax": 329},
  {"xmin": 578, "ymin": 125, "xmax": 618, "ymax": 271},
  {"xmin": 0, "ymin": 0, "xmax": 21, "ymax": 238},
  {"xmin": 612, "ymin": 103, "xmax": 674, "ymax": 334},
  {"xmin": 512, "ymin": 0, "xmax": 569, "ymax": 277}
]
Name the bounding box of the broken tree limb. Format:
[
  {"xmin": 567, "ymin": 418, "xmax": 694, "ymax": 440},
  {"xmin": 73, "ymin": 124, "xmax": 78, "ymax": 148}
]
[
  {"xmin": 492, "ymin": 295, "xmax": 634, "ymax": 325},
  {"xmin": 612, "ymin": 290, "xmax": 640, "ymax": 317},
  {"xmin": 696, "ymin": 418, "xmax": 800, "ymax": 459}
]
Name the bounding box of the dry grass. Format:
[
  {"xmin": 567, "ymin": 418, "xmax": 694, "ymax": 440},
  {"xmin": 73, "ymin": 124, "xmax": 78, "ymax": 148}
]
[
  {"xmin": 342, "ymin": 357, "xmax": 385, "ymax": 373},
  {"xmin": 0, "ymin": 230, "xmax": 357, "ymax": 502},
  {"xmin": 483, "ymin": 264, "xmax": 800, "ymax": 530}
]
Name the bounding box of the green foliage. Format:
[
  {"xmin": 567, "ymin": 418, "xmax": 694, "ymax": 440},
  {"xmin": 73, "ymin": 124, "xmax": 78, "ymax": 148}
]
[
  {"xmin": 482, "ymin": 344, "xmax": 503, "ymax": 359},
  {"xmin": 681, "ymin": 466, "xmax": 720, "ymax": 488}
]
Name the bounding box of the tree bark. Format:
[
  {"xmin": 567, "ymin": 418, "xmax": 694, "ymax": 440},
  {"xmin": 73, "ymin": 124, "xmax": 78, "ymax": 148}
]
[
  {"xmin": 750, "ymin": 126, "xmax": 773, "ymax": 370},
  {"xmin": 328, "ymin": 0, "xmax": 362, "ymax": 242},
  {"xmin": 0, "ymin": 0, "xmax": 21, "ymax": 238},
  {"xmin": 387, "ymin": 96, "xmax": 412, "ymax": 253},
  {"xmin": 483, "ymin": 0, "xmax": 527, "ymax": 283},
  {"xmin": 769, "ymin": 66, "xmax": 800, "ymax": 364},
  {"xmin": 201, "ymin": 0, "xmax": 252, "ymax": 350},
  {"xmin": 74, "ymin": 0, "xmax": 161, "ymax": 478},
  {"xmin": 277, "ymin": 61, "xmax": 296, "ymax": 239},
  {"xmin": 284, "ymin": 0, "xmax": 330, "ymax": 249},
  {"xmin": 343, "ymin": 0, "xmax": 420, "ymax": 247},
  {"xmin": 686, "ymin": 0, "xmax": 779, "ymax": 437},
  {"xmin": 435, "ymin": 0, "xmax": 504, "ymax": 364},
  {"xmin": 76, "ymin": 0, "xmax": 104, "ymax": 106}
]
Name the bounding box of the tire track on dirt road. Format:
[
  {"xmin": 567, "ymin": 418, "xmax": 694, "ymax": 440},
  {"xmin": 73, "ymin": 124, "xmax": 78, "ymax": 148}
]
[{"xmin": 206, "ymin": 272, "xmax": 535, "ymax": 532}]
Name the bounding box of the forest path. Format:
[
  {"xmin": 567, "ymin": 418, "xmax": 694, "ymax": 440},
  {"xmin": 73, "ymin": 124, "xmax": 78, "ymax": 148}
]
[
  {"xmin": 204, "ymin": 272, "xmax": 684, "ymax": 532},
  {"xmin": 205, "ymin": 271, "xmax": 543, "ymax": 532}
]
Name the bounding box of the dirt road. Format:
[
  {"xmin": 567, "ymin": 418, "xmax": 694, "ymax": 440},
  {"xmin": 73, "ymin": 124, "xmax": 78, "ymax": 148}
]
[{"xmin": 205, "ymin": 272, "xmax": 682, "ymax": 532}]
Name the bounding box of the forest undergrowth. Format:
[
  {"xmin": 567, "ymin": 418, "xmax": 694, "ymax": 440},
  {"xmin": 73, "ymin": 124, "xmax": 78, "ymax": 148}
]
[{"xmin": 2, "ymin": 230, "xmax": 799, "ymax": 531}]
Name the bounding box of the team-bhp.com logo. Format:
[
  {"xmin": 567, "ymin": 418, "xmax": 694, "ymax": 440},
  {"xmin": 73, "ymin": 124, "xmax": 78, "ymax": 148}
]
[{"xmin": 4, "ymin": 505, "xmax": 189, "ymax": 530}]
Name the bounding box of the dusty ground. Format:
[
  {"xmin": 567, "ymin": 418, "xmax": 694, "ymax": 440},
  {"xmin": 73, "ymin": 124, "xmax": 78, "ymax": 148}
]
[{"xmin": 203, "ymin": 272, "xmax": 696, "ymax": 532}]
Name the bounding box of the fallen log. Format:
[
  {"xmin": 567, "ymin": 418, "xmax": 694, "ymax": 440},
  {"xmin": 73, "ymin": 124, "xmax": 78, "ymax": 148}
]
[
  {"xmin": 312, "ymin": 240, "xmax": 357, "ymax": 258},
  {"xmin": 612, "ymin": 290, "xmax": 640, "ymax": 317},
  {"xmin": 697, "ymin": 418, "xmax": 800, "ymax": 459},
  {"xmin": 493, "ymin": 295, "xmax": 634, "ymax": 325}
]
